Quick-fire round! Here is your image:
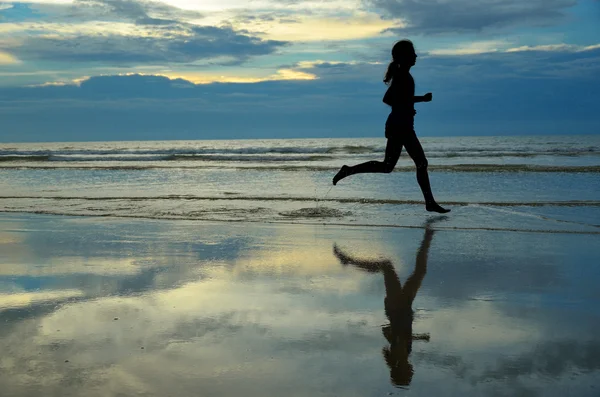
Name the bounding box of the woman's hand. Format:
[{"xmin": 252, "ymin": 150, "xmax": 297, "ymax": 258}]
[{"xmin": 423, "ymin": 93, "xmax": 432, "ymax": 102}]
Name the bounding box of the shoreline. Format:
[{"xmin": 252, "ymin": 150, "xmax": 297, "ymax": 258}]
[{"xmin": 1, "ymin": 211, "xmax": 599, "ymax": 235}]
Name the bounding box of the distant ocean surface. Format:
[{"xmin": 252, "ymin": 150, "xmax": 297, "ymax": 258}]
[{"xmin": 1, "ymin": 135, "xmax": 599, "ymax": 233}]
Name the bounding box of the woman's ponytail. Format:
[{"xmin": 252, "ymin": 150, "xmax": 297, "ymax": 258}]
[
  {"xmin": 383, "ymin": 60, "xmax": 397, "ymax": 85},
  {"xmin": 384, "ymin": 40, "xmax": 414, "ymax": 85}
]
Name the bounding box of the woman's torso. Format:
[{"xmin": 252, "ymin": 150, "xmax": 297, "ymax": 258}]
[{"xmin": 385, "ymin": 72, "xmax": 415, "ymax": 132}]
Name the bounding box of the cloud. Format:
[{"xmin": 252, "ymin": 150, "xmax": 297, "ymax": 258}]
[
  {"xmin": 9, "ymin": 24, "xmax": 287, "ymax": 65},
  {"xmin": 427, "ymin": 41, "xmax": 600, "ymax": 56},
  {"xmin": 366, "ymin": 0, "xmax": 577, "ymax": 34},
  {"xmin": 0, "ymin": 50, "xmax": 20, "ymax": 64},
  {"xmin": 428, "ymin": 40, "xmax": 511, "ymax": 55},
  {"xmin": 232, "ymin": 11, "xmax": 396, "ymax": 42},
  {"xmin": 0, "ymin": 0, "xmax": 286, "ymax": 66},
  {"xmin": 122, "ymin": 68, "xmax": 317, "ymax": 84},
  {"xmin": 0, "ymin": 0, "xmax": 204, "ymax": 25},
  {"xmin": 424, "ymin": 43, "xmax": 600, "ymax": 79},
  {"xmin": 0, "ymin": 44, "xmax": 599, "ymax": 141},
  {"xmin": 292, "ymin": 60, "xmax": 384, "ymax": 82},
  {"xmin": 506, "ymin": 43, "xmax": 600, "ymax": 53},
  {"xmin": 70, "ymin": 0, "xmax": 204, "ymax": 25},
  {"xmin": 232, "ymin": 11, "xmax": 301, "ymax": 25}
]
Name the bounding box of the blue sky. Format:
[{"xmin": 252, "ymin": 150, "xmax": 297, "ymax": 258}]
[{"xmin": 0, "ymin": 0, "xmax": 599, "ymax": 141}]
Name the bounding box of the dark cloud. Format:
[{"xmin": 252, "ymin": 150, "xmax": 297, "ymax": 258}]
[
  {"xmin": 294, "ymin": 45, "xmax": 600, "ymax": 82},
  {"xmin": 0, "ymin": 46, "xmax": 599, "ymax": 141},
  {"xmin": 76, "ymin": 0, "xmax": 152, "ymax": 21},
  {"xmin": 232, "ymin": 11, "xmax": 301, "ymax": 25},
  {"xmin": 71, "ymin": 0, "xmax": 204, "ymax": 25},
  {"xmin": 366, "ymin": 0, "xmax": 577, "ymax": 34},
  {"xmin": 1, "ymin": 0, "xmax": 286, "ymax": 66},
  {"xmin": 0, "ymin": 73, "xmax": 382, "ymax": 141},
  {"xmin": 0, "ymin": 0, "xmax": 203, "ymax": 25},
  {"xmin": 11, "ymin": 24, "xmax": 287, "ymax": 65}
]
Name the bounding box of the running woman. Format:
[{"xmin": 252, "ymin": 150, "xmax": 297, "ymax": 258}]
[{"xmin": 333, "ymin": 40, "xmax": 450, "ymax": 213}]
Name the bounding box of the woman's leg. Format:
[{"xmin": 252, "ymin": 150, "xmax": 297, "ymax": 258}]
[
  {"xmin": 403, "ymin": 131, "xmax": 450, "ymax": 213},
  {"xmin": 333, "ymin": 138, "xmax": 402, "ymax": 185},
  {"xmin": 403, "ymin": 227, "xmax": 433, "ymax": 305}
]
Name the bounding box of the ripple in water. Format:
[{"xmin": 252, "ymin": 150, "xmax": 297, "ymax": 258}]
[{"xmin": 279, "ymin": 207, "xmax": 352, "ymax": 218}]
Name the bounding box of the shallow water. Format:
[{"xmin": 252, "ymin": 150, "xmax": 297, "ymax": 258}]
[
  {"xmin": 0, "ymin": 213, "xmax": 599, "ymax": 396},
  {"xmin": 2, "ymin": 136, "xmax": 600, "ymax": 234}
]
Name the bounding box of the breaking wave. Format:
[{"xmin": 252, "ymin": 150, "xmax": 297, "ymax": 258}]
[
  {"xmin": 2, "ymin": 163, "xmax": 599, "ymax": 173},
  {"xmin": 1, "ymin": 141, "xmax": 599, "ymax": 164}
]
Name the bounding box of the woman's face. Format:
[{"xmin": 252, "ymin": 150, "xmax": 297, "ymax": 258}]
[
  {"xmin": 397, "ymin": 48, "xmax": 417, "ymax": 67},
  {"xmin": 408, "ymin": 50, "xmax": 417, "ymax": 66}
]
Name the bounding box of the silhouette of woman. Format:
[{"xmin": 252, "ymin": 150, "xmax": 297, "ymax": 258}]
[
  {"xmin": 333, "ymin": 40, "xmax": 450, "ymax": 214},
  {"xmin": 333, "ymin": 222, "xmax": 436, "ymax": 386}
]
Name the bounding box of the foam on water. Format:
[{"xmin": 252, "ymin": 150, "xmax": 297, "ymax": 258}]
[
  {"xmin": 279, "ymin": 207, "xmax": 353, "ymax": 218},
  {"xmin": 1, "ymin": 136, "xmax": 599, "ymax": 233},
  {"xmin": 1, "ymin": 136, "xmax": 599, "ymax": 167}
]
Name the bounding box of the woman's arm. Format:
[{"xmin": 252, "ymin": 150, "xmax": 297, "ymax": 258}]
[{"xmin": 414, "ymin": 93, "xmax": 432, "ymax": 103}]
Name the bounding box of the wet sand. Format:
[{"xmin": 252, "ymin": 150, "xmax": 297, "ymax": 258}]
[{"xmin": 1, "ymin": 213, "xmax": 599, "ymax": 396}]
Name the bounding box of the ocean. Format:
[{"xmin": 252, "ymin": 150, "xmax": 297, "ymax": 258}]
[
  {"xmin": 2, "ymin": 135, "xmax": 600, "ymax": 396},
  {"xmin": 1, "ymin": 135, "xmax": 599, "ymax": 233}
]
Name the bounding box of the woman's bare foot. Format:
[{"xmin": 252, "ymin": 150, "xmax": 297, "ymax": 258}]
[
  {"xmin": 333, "ymin": 165, "xmax": 350, "ymax": 185},
  {"xmin": 426, "ymin": 202, "xmax": 450, "ymax": 213}
]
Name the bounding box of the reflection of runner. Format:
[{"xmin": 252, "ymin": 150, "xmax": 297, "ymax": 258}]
[
  {"xmin": 333, "ymin": 223, "xmax": 436, "ymax": 386},
  {"xmin": 332, "ymin": 39, "xmax": 449, "ymax": 214}
]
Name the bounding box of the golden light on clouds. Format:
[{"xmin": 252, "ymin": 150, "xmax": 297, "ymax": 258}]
[
  {"xmin": 428, "ymin": 40, "xmax": 510, "ymax": 56},
  {"xmin": 237, "ymin": 14, "xmax": 396, "ymax": 42},
  {"xmin": 34, "ymin": 68, "xmax": 315, "ymax": 87},
  {"xmin": 0, "ymin": 21, "xmax": 140, "ymax": 36},
  {"xmin": 270, "ymin": 68, "xmax": 316, "ymax": 80},
  {"xmin": 161, "ymin": 68, "xmax": 317, "ymax": 84},
  {"xmin": 0, "ymin": 50, "xmax": 19, "ymax": 65},
  {"xmin": 0, "ymin": 2, "xmax": 395, "ymax": 85}
]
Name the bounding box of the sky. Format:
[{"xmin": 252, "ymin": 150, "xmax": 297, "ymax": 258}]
[{"xmin": 0, "ymin": 0, "xmax": 599, "ymax": 142}]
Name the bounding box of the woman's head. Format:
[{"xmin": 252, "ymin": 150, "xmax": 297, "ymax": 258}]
[
  {"xmin": 392, "ymin": 40, "xmax": 416, "ymax": 66},
  {"xmin": 384, "ymin": 39, "xmax": 417, "ymax": 84}
]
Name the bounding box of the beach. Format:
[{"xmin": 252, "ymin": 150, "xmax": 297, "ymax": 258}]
[
  {"xmin": 1, "ymin": 136, "xmax": 600, "ymax": 396},
  {"xmin": 0, "ymin": 213, "xmax": 599, "ymax": 396}
]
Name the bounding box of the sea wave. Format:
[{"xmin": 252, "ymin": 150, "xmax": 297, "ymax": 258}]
[
  {"xmin": 1, "ymin": 144, "xmax": 598, "ymax": 162},
  {"xmin": 0, "ymin": 146, "xmax": 373, "ymax": 157},
  {"xmin": 0, "ymin": 154, "xmax": 337, "ymax": 162},
  {"xmin": 170, "ymin": 154, "xmax": 336, "ymax": 162},
  {"xmin": 1, "ymin": 195, "xmax": 599, "ymax": 207},
  {"xmin": 1, "ymin": 163, "xmax": 599, "ymax": 173},
  {"xmin": 0, "ymin": 155, "xmax": 51, "ymax": 162}
]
